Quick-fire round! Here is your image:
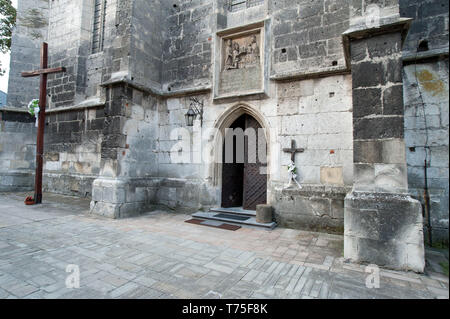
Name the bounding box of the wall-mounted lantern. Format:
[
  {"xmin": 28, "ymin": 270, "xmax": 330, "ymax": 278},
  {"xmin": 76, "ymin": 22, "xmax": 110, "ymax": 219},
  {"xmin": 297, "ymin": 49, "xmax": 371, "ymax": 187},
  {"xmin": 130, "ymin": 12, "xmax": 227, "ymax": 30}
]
[{"xmin": 185, "ymin": 97, "xmax": 204, "ymax": 127}]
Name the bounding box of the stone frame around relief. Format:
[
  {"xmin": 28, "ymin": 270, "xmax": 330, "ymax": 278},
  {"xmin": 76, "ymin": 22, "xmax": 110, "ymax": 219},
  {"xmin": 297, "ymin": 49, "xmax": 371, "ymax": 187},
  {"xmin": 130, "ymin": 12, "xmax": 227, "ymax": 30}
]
[{"xmin": 213, "ymin": 20, "xmax": 270, "ymax": 100}]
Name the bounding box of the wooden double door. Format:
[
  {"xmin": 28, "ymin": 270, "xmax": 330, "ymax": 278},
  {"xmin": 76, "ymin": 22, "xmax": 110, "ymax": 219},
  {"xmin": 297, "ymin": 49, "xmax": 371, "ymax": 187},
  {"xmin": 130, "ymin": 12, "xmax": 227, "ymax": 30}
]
[{"xmin": 221, "ymin": 114, "xmax": 267, "ymax": 210}]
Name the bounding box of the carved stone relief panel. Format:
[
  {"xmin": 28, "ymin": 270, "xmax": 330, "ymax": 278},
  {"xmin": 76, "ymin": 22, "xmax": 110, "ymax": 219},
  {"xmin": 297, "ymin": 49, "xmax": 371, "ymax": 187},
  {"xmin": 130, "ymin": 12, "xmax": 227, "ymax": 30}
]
[
  {"xmin": 223, "ymin": 33, "xmax": 260, "ymax": 71},
  {"xmin": 217, "ymin": 28, "xmax": 264, "ymax": 98}
]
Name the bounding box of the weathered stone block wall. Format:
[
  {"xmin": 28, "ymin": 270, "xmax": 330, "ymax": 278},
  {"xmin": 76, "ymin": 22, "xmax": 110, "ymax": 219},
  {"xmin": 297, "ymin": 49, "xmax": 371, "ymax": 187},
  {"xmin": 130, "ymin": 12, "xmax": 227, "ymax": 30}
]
[
  {"xmin": 47, "ymin": 0, "xmax": 131, "ymax": 107},
  {"xmin": 403, "ymin": 61, "xmax": 449, "ymax": 244},
  {"xmin": 153, "ymin": 93, "xmax": 217, "ymax": 210},
  {"xmin": 400, "ymin": 0, "xmax": 449, "ymax": 54},
  {"xmin": 161, "ymin": 0, "xmax": 213, "ymax": 92},
  {"xmin": 41, "ymin": 0, "xmax": 133, "ymax": 197},
  {"xmin": 1, "ymin": 0, "xmax": 43, "ymax": 188},
  {"xmin": 89, "ymin": 84, "xmax": 161, "ymax": 217},
  {"xmin": 351, "ymin": 32, "xmax": 408, "ymax": 193},
  {"xmin": 47, "ymin": 0, "xmax": 89, "ymax": 108},
  {"xmin": 89, "ymin": 86, "xmax": 216, "ymax": 217},
  {"xmin": 2, "ymin": 0, "xmax": 49, "ymax": 191},
  {"xmin": 119, "ymin": 89, "xmax": 159, "ymax": 179},
  {"xmin": 129, "ymin": 0, "xmax": 163, "ymax": 91},
  {"xmin": 271, "ymin": 75, "xmax": 353, "ymax": 232},
  {"xmin": 270, "ymin": 0, "xmax": 349, "ymax": 78},
  {"xmin": 224, "ymin": 0, "xmax": 264, "ymax": 29},
  {"xmin": 272, "ymin": 186, "xmax": 350, "ymax": 234},
  {"xmin": 0, "ymin": 111, "xmax": 36, "ymax": 191},
  {"xmin": 157, "ymin": 96, "xmax": 205, "ymax": 180},
  {"xmin": 350, "ymin": 0, "xmax": 400, "ymax": 27},
  {"xmin": 345, "ymin": 192, "xmax": 424, "ymax": 271},
  {"xmin": 276, "ymin": 76, "xmax": 353, "ymax": 186},
  {"xmin": 399, "ymin": 0, "xmax": 449, "ymax": 244},
  {"xmin": 101, "ymin": 0, "xmax": 133, "ymax": 84},
  {"xmin": 344, "ymin": 12, "xmax": 425, "ymax": 272},
  {"xmin": 43, "ymin": 106, "xmax": 103, "ymax": 197},
  {"xmin": 6, "ymin": 0, "xmax": 49, "ymax": 108}
]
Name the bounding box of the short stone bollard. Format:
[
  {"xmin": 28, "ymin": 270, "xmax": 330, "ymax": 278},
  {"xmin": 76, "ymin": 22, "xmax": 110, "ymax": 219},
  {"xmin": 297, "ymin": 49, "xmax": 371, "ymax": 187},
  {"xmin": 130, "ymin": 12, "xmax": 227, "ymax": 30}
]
[{"xmin": 256, "ymin": 204, "xmax": 273, "ymax": 223}]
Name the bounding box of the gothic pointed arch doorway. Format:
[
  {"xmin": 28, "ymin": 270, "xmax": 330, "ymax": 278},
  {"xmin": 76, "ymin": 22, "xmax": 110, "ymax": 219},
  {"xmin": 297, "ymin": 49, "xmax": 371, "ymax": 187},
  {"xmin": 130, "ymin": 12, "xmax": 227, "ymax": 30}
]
[{"xmin": 221, "ymin": 113, "xmax": 267, "ymax": 210}]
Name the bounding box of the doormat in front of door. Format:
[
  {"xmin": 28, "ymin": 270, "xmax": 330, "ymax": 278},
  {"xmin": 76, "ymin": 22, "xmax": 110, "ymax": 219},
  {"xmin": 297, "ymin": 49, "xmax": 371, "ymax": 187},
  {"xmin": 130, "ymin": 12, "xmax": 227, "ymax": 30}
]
[{"xmin": 185, "ymin": 218, "xmax": 241, "ymax": 231}]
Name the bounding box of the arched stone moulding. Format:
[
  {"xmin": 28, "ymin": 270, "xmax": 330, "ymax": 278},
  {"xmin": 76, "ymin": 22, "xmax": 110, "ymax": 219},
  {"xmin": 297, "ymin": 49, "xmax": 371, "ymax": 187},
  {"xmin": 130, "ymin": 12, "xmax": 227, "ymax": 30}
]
[{"xmin": 206, "ymin": 102, "xmax": 273, "ymax": 207}]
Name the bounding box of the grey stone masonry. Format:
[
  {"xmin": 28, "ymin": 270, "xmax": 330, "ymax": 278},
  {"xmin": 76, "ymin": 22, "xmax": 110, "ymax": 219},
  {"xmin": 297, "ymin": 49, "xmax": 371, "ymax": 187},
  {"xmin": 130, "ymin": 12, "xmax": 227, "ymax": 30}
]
[
  {"xmin": 403, "ymin": 60, "xmax": 449, "ymax": 244},
  {"xmin": 270, "ymin": 0, "xmax": 350, "ymax": 79},
  {"xmin": 351, "ymin": 31, "xmax": 408, "ymax": 193},
  {"xmin": 36, "ymin": 0, "xmax": 134, "ymax": 197},
  {"xmin": 89, "ymin": 84, "xmax": 150, "ymax": 218},
  {"xmin": 400, "ymin": 0, "xmax": 449, "ymax": 245},
  {"xmin": 6, "ymin": 0, "xmax": 49, "ymax": 108},
  {"xmin": 46, "ymin": 0, "xmax": 132, "ymax": 108},
  {"xmin": 0, "ymin": 110, "xmax": 36, "ymax": 191},
  {"xmin": 161, "ymin": 0, "xmax": 214, "ymax": 92},
  {"xmin": 129, "ymin": 1, "xmax": 163, "ymax": 92},
  {"xmin": 2, "ymin": 0, "xmax": 49, "ymax": 192},
  {"xmin": 272, "ymin": 186, "xmax": 349, "ymax": 235},
  {"xmin": 400, "ymin": 0, "xmax": 449, "ymax": 55},
  {"xmin": 344, "ymin": 17, "xmax": 425, "ymax": 272}
]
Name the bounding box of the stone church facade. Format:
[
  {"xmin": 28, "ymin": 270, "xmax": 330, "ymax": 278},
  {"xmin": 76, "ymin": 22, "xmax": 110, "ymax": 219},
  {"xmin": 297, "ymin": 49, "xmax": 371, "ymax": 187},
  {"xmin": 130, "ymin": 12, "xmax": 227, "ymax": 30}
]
[{"xmin": 0, "ymin": 0, "xmax": 448, "ymax": 272}]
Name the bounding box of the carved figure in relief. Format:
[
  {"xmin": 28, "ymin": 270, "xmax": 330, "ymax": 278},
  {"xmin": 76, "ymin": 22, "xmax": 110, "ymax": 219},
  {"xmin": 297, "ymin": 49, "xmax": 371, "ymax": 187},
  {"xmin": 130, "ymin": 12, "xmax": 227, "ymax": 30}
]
[
  {"xmin": 224, "ymin": 34, "xmax": 260, "ymax": 71},
  {"xmin": 248, "ymin": 34, "xmax": 260, "ymax": 64},
  {"xmin": 232, "ymin": 42, "xmax": 241, "ymax": 68},
  {"xmin": 225, "ymin": 39, "xmax": 234, "ymax": 70}
]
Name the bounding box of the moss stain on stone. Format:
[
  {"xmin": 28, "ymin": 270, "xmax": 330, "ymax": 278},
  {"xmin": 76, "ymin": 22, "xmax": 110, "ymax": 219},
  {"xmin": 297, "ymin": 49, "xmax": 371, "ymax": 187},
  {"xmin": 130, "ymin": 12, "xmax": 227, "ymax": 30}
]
[{"xmin": 415, "ymin": 69, "xmax": 446, "ymax": 97}]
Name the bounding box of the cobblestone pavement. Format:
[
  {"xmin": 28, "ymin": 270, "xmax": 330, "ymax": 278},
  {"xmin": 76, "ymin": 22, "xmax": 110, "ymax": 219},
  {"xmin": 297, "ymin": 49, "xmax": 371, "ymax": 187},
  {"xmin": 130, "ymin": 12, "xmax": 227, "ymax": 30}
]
[{"xmin": 0, "ymin": 192, "xmax": 448, "ymax": 299}]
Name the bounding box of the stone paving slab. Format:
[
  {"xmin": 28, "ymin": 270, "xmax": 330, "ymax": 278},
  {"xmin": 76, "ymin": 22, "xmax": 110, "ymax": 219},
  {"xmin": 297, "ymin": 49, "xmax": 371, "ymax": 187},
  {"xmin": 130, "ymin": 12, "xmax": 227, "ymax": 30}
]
[{"xmin": 0, "ymin": 192, "xmax": 448, "ymax": 299}]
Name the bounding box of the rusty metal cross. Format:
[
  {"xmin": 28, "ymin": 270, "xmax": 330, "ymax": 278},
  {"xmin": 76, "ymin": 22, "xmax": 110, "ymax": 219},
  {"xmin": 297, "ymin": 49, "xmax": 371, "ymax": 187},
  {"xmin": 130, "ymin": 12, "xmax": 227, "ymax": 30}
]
[
  {"xmin": 283, "ymin": 140, "xmax": 305, "ymax": 163},
  {"xmin": 21, "ymin": 42, "xmax": 66, "ymax": 204}
]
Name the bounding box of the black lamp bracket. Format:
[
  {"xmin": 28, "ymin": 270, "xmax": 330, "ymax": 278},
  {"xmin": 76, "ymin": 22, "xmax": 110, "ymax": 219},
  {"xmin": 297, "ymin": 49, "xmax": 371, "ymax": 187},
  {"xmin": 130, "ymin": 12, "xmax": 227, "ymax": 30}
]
[{"xmin": 189, "ymin": 97, "xmax": 204, "ymax": 126}]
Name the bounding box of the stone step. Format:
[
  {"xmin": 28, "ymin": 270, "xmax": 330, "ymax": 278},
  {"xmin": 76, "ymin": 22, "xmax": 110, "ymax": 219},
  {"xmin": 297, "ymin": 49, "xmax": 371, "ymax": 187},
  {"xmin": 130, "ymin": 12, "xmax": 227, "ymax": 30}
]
[
  {"xmin": 209, "ymin": 207, "xmax": 256, "ymax": 217},
  {"xmin": 192, "ymin": 211, "xmax": 277, "ymax": 230}
]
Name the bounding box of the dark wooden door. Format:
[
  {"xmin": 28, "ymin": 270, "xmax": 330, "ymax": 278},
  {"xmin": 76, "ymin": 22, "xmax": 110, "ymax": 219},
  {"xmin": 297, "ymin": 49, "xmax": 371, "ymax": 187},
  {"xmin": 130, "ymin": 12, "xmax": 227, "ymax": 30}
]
[
  {"xmin": 221, "ymin": 116, "xmax": 245, "ymax": 208},
  {"xmin": 243, "ymin": 116, "xmax": 267, "ymax": 210},
  {"xmin": 221, "ymin": 162, "xmax": 244, "ymax": 207}
]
